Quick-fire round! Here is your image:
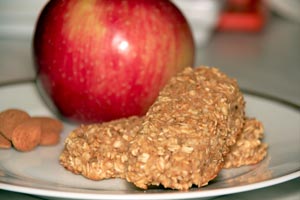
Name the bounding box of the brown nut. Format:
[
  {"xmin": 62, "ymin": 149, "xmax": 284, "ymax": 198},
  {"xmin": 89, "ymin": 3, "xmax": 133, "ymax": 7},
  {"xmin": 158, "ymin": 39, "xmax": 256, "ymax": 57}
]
[
  {"xmin": 31, "ymin": 116, "xmax": 63, "ymax": 146},
  {"xmin": 0, "ymin": 133, "xmax": 11, "ymax": 149},
  {"xmin": 11, "ymin": 118, "xmax": 41, "ymax": 152},
  {"xmin": 39, "ymin": 129, "xmax": 60, "ymax": 146},
  {"xmin": 32, "ymin": 116, "xmax": 63, "ymax": 132},
  {"xmin": 0, "ymin": 109, "xmax": 31, "ymax": 140}
]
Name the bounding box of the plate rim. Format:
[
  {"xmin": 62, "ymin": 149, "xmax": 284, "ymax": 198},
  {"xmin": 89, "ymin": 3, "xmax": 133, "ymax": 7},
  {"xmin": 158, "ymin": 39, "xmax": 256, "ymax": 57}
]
[{"xmin": 0, "ymin": 172, "xmax": 299, "ymax": 200}]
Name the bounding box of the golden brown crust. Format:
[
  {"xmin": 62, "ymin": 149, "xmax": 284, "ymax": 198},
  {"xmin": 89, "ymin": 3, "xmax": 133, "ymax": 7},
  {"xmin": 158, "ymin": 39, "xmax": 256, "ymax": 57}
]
[
  {"xmin": 59, "ymin": 66, "xmax": 268, "ymax": 190},
  {"xmin": 125, "ymin": 67, "xmax": 245, "ymax": 190},
  {"xmin": 59, "ymin": 116, "xmax": 141, "ymax": 180},
  {"xmin": 224, "ymin": 118, "xmax": 268, "ymax": 168}
]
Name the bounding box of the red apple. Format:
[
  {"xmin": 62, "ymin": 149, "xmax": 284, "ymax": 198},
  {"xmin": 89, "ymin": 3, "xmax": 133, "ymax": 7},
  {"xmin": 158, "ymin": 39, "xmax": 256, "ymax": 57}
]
[{"xmin": 33, "ymin": 0, "xmax": 195, "ymax": 123}]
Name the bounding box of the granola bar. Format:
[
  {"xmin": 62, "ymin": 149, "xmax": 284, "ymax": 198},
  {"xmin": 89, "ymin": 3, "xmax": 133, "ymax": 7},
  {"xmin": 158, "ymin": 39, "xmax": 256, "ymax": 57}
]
[
  {"xmin": 59, "ymin": 117, "xmax": 267, "ymax": 181},
  {"xmin": 125, "ymin": 67, "xmax": 245, "ymax": 190},
  {"xmin": 59, "ymin": 66, "xmax": 268, "ymax": 190}
]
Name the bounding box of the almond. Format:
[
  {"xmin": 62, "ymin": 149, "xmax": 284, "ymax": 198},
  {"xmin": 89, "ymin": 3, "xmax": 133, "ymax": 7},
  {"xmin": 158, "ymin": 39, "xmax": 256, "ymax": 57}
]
[
  {"xmin": 11, "ymin": 119, "xmax": 41, "ymax": 152},
  {"xmin": 0, "ymin": 133, "xmax": 11, "ymax": 149},
  {"xmin": 0, "ymin": 109, "xmax": 31, "ymax": 140},
  {"xmin": 32, "ymin": 116, "xmax": 63, "ymax": 132},
  {"xmin": 31, "ymin": 116, "xmax": 63, "ymax": 146},
  {"xmin": 40, "ymin": 129, "xmax": 60, "ymax": 146}
]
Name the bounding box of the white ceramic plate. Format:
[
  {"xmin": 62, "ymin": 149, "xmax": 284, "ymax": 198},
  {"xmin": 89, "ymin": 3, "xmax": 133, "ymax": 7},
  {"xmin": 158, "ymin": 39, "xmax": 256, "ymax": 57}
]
[{"xmin": 0, "ymin": 82, "xmax": 299, "ymax": 200}]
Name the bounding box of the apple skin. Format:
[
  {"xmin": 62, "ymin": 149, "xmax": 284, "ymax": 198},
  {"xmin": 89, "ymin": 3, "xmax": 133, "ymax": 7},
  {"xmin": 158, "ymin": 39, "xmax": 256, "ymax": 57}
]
[{"xmin": 33, "ymin": 0, "xmax": 195, "ymax": 123}]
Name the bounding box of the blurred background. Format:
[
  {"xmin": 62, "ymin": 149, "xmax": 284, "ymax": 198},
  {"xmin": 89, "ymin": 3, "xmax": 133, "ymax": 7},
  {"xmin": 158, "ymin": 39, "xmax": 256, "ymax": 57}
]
[{"xmin": 0, "ymin": 0, "xmax": 299, "ymax": 105}]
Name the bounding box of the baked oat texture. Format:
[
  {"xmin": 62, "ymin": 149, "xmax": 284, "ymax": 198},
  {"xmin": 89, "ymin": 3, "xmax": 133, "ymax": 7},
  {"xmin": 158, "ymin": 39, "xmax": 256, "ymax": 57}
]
[
  {"xmin": 60, "ymin": 66, "xmax": 267, "ymax": 190},
  {"xmin": 60, "ymin": 116, "xmax": 141, "ymax": 180},
  {"xmin": 224, "ymin": 118, "xmax": 268, "ymax": 168},
  {"xmin": 125, "ymin": 67, "xmax": 245, "ymax": 190},
  {"xmin": 59, "ymin": 117, "xmax": 267, "ymax": 180}
]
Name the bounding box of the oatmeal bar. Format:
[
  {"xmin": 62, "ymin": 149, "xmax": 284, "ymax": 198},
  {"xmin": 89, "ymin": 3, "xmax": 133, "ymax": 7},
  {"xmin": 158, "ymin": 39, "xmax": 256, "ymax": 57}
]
[
  {"xmin": 59, "ymin": 116, "xmax": 141, "ymax": 180},
  {"xmin": 59, "ymin": 117, "xmax": 267, "ymax": 182},
  {"xmin": 224, "ymin": 118, "xmax": 268, "ymax": 168},
  {"xmin": 126, "ymin": 67, "xmax": 245, "ymax": 190},
  {"xmin": 60, "ymin": 66, "xmax": 268, "ymax": 190}
]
